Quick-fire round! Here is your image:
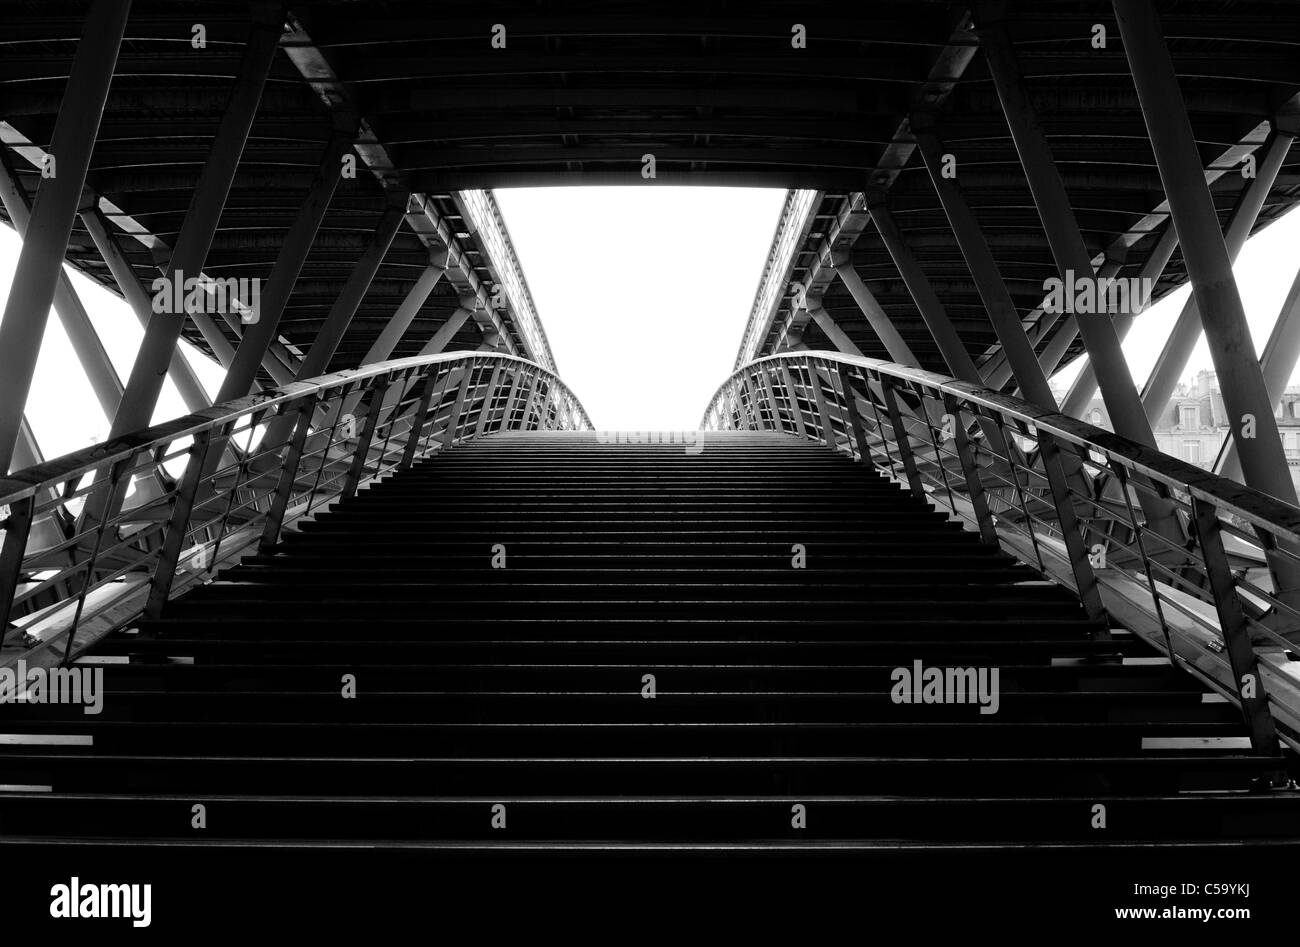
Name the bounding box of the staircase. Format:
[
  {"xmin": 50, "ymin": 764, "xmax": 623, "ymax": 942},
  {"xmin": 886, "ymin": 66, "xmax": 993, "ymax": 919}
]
[{"xmin": 2, "ymin": 431, "xmax": 1298, "ymax": 884}]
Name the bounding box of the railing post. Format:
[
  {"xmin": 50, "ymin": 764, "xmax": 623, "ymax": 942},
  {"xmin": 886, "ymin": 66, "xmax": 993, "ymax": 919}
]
[
  {"xmin": 835, "ymin": 363, "xmax": 873, "ymax": 460},
  {"xmin": 442, "ymin": 366, "xmax": 475, "ymax": 448},
  {"xmin": 943, "ymin": 394, "xmax": 999, "ymax": 548},
  {"xmin": 144, "ymin": 430, "xmax": 213, "ymax": 619},
  {"xmin": 741, "ymin": 373, "xmax": 766, "ymax": 430},
  {"xmin": 876, "ymin": 375, "xmax": 925, "ymax": 500},
  {"xmin": 809, "ymin": 362, "xmax": 836, "ymax": 447},
  {"xmin": 1190, "ymin": 495, "xmax": 1284, "ymax": 767},
  {"xmin": 778, "ymin": 364, "xmax": 807, "ymax": 438},
  {"xmin": 0, "ymin": 494, "xmax": 36, "ymax": 630},
  {"xmin": 342, "ymin": 377, "xmax": 390, "ymax": 500},
  {"xmin": 535, "ymin": 383, "xmax": 555, "ymax": 431},
  {"xmin": 401, "ymin": 369, "xmax": 443, "ymax": 469},
  {"xmin": 475, "ymin": 364, "xmax": 504, "ymax": 438},
  {"xmin": 755, "ymin": 366, "xmax": 781, "ymax": 432},
  {"xmin": 259, "ymin": 396, "xmax": 316, "ymax": 553},
  {"xmin": 1037, "ymin": 433, "xmax": 1108, "ymax": 625},
  {"xmin": 501, "ymin": 367, "xmax": 526, "ymax": 431}
]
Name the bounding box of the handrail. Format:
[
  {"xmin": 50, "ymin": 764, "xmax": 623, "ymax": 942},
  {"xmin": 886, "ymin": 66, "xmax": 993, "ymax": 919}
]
[
  {"xmin": 0, "ymin": 351, "xmax": 591, "ymax": 663},
  {"xmin": 703, "ymin": 351, "xmax": 1300, "ymax": 772}
]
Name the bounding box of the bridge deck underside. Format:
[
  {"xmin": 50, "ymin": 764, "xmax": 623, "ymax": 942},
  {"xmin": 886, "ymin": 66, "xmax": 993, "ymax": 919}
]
[{"xmin": 2, "ymin": 1, "xmax": 1299, "ymax": 381}]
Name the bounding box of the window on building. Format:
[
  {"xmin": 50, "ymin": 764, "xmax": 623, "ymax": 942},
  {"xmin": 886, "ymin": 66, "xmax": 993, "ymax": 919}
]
[
  {"xmin": 1088, "ymin": 410, "xmax": 1102, "ymax": 425},
  {"xmin": 1184, "ymin": 439, "xmax": 1201, "ymax": 463},
  {"xmin": 1179, "ymin": 405, "xmax": 1198, "ymax": 429}
]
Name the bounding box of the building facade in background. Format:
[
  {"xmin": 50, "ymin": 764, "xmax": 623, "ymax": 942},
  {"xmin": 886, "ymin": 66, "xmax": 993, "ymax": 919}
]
[{"xmin": 1066, "ymin": 370, "xmax": 1300, "ymax": 491}]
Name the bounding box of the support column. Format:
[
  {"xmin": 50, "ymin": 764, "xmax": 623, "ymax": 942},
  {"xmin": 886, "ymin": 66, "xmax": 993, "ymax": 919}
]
[
  {"xmin": 211, "ymin": 116, "xmax": 358, "ymax": 405},
  {"xmin": 0, "ymin": 0, "xmax": 131, "ymax": 472},
  {"xmin": 0, "ymin": 150, "xmax": 124, "ymax": 421},
  {"xmin": 1060, "ymin": 223, "xmax": 1181, "ymax": 418},
  {"xmin": 865, "ymin": 196, "xmax": 984, "ymax": 386},
  {"xmin": 1115, "ymin": 0, "xmax": 1297, "ymax": 507},
  {"xmin": 1115, "ymin": 0, "xmax": 1300, "ymax": 626},
  {"xmin": 829, "ymin": 255, "xmax": 917, "ymax": 366},
  {"xmin": 1033, "ymin": 259, "xmax": 1123, "ymax": 381},
  {"xmin": 80, "ymin": 206, "xmax": 209, "ymax": 411},
  {"xmin": 418, "ymin": 304, "xmax": 476, "ymax": 356},
  {"xmin": 360, "ymin": 254, "xmax": 447, "ymax": 365},
  {"xmin": 1217, "ymin": 263, "xmax": 1300, "ymax": 480},
  {"xmin": 806, "ymin": 303, "xmax": 863, "ymax": 357},
  {"xmin": 910, "ymin": 118, "xmax": 1060, "ymax": 411},
  {"xmin": 256, "ymin": 195, "xmax": 408, "ymax": 451},
  {"xmin": 297, "ymin": 193, "xmax": 408, "ymax": 379},
  {"xmin": 108, "ymin": 3, "xmax": 283, "ymax": 440},
  {"xmin": 1140, "ymin": 130, "xmax": 1294, "ymax": 422}
]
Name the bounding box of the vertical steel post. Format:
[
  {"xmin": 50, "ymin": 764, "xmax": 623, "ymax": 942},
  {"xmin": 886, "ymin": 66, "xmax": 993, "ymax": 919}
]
[
  {"xmin": 401, "ymin": 370, "xmax": 444, "ymax": 469},
  {"xmin": 1037, "ymin": 434, "xmax": 1108, "ymax": 625},
  {"xmin": 0, "ymin": 496, "xmax": 36, "ymax": 629},
  {"xmin": 778, "ymin": 363, "xmax": 808, "ymax": 439},
  {"xmin": 943, "ymin": 394, "xmax": 999, "ymax": 547},
  {"xmin": 259, "ymin": 397, "xmax": 317, "ymax": 552},
  {"xmin": 475, "ymin": 365, "xmax": 505, "ymax": 438},
  {"xmin": 1190, "ymin": 497, "xmax": 1284, "ymax": 765},
  {"xmin": 144, "ymin": 432, "xmax": 214, "ymax": 619},
  {"xmin": 877, "ymin": 377, "xmax": 925, "ymax": 499},
  {"xmin": 809, "ymin": 363, "xmax": 837, "ymax": 448},
  {"xmin": 442, "ymin": 366, "xmax": 475, "ymax": 448},
  {"xmin": 342, "ymin": 378, "xmax": 390, "ymax": 500}
]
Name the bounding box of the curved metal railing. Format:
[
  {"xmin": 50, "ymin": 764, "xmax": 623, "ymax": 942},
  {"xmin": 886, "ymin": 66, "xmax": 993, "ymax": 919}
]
[
  {"xmin": 703, "ymin": 351, "xmax": 1300, "ymax": 765},
  {"xmin": 0, "ymin": 352, "xmax": 591, "ymax": 664}
]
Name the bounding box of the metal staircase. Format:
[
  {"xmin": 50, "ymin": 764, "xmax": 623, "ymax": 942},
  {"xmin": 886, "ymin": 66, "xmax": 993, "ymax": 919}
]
[{"xmin": 4, "ymin": 430, "xmax": 1296, "ymax": 857}]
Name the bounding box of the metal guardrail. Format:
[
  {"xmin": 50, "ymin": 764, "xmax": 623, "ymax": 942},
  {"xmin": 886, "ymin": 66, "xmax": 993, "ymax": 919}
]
[
  {"xmin": 703, "ymin": 351, "xmax": 1300, "ymax": 772},
  {"xmin": 0, "ymin": 352, "xmax": 591, "ymax": 662}
]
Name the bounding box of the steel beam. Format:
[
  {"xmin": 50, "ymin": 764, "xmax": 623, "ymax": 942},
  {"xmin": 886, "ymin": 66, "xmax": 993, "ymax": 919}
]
[
  {"xmin": 0, "ymin": 149, "xmax": 125, "ymax": 422},
  {"xmin": 211, "ymin": 118, "xmax": 358, "ymax": 405},
  {"xmin": 806, "ymin": 304, "xmax": 863, "ymax": 357},
  {"xmin": 79, "ymin": 206, "xmax": 209, "ymax": 411},
  {"xmin": 1032, "ymin": 259, "xmax": 1123, "ymax": 383},
  {"xmin": 975, "ymin": 2, "xmax": 1182, "ymax": 541},
  {"xmin": 107, "ymin": 4, "xmax": 283, "ymax": 441},
  {"xmin": 1115, "ymin": 0, "xmax": 1296, "ymax": 505},
  {"xmin": 1059, "ymin": 224, "xmax": 1181, "ymax": 418},
  {"xmin": 299, "ymin": 193, "xmax": 408, "ymax": 379},
  {"xmin": 976, "ymin": 9, "xmax": 1154, "ymax": 445},
  {"xmin": 1217, "ymin": 262, "xmax": 1300, "ymax": 480},
  {"xmin": 418, "ymin": 305, "xmax": 476, "ymax": 357},
  {"xmin": 864, "ymin": 196, "xmax": 983, "ymax": 386},
  {"xmin": 360, "ymin": 256, "xmax": 448, "ymax": 365},
  {"xmin": 910, "ymin": 118, "xmax": 1059, "ymax": 411},
  {"xmin": 255, "ymin": 195, "xmax": 408, "ymax": 452},
  {"xmin": 830, "ymin": 255, "xmax": 917, "ymax": 366},
  {"xmin": 1140, "ymin": 130, "xmax": 1294, "ymax": 422},
  {"xmin": 0, "ymin": 0, "xmax": 131, "ymax": 472},
  {"xmin": 1115, "ymin": 0, "xmax": 1300, "ymax": 626}
]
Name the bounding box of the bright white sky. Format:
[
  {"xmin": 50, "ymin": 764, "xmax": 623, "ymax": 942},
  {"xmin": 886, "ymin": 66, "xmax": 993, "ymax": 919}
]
[
  {"xmin": 2, "ymin": 188, "xmax": 1300, "ymax": 466},
  {"xmin": 495, "ymin": 187, "xmax": 787, "ymax": 429}
]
